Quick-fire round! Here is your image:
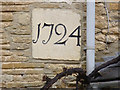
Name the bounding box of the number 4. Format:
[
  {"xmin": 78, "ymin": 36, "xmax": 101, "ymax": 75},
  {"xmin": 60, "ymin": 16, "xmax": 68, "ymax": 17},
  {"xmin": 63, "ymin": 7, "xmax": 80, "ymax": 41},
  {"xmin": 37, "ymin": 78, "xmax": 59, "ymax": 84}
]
[{"xmin": 69, "ymin": 26, "xmax": 81, "ymax": 46}]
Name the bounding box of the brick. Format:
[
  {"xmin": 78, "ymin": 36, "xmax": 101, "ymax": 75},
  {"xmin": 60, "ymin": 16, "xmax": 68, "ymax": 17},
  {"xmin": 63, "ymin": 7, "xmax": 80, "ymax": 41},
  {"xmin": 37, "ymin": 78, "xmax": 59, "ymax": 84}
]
[
  {"xmin": 2, "ymin": 63, "xmax": 45, "ymax": 69},
  {"xmin": 3, "ymin": 69, "xmax": 44, "ymax": 75},
  {"xmin": 1, "ymin": 5, "xmax": 29, "ymax": 12},
  {"xmin": 0, "ymin": 12, "xmax": 13, "ymax": 21},
  {"xmin": 2, "ymin": 56, "xmax": 29, "ymax": 62}
]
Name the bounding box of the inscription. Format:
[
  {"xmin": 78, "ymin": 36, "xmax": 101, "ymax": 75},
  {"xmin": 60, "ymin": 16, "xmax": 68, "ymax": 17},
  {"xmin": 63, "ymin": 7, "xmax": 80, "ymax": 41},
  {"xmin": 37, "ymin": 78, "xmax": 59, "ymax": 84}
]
[{"xmin": 32, "ymin": 23, "xmax": 81, "ymax": 46}]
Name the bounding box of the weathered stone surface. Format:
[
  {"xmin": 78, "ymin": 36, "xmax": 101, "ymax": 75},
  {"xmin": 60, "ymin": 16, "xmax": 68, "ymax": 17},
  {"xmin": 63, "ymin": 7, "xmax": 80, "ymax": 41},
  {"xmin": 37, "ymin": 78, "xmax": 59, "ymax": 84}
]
[
  {"xmin": 95, "ymin": 28, "xmax": 101, "ymax": 34},
  {"xmin": 11, "ymin": 43, "xmax": 29, "ymax": 50},
  {"xmin": 2, "ymin": 75, "xmax": 13, "ymax": 82},
  {"xmin": 102, "ymin": 27, "xmax": 119, "ymax": 35},
  {"xmin": 3, "ymin": 69, "xmax": 44, "ymax": 75},
  {"xmin": 0, "ymin": 28, "xmax": 4, "ymax": 33},
  {"xmin": 109, "ymin": 3, "xmax": 119, "ymax": 10},
  {"xmin": 95, "ymin": 16, "xmax": 108, "ymax": 29},
  {"xmin": 4, "ymin": 81, "xmax": 44, "ymax": 88},
  {"xmin": 0, "ymin": 39, "xmax": 10, "ymax": 44},
  {"xmin": 33, "ymin": 3, "xmax": 59, "ymax": 8},
  {"xmin": 14, "ymin": 12, "xmax": 30, "ymax": 25},
  {"xmin": 10, "ymin": 29, "xmax": 31, "ymax": 35},
  {"xmin": 95, "ymin": 3, "xmax": 106, "ymax": 15},
  {"xmin": 2, "ymin": 56, "xmax": 29, "ymax": 62},
  {"xmin": 107, "ymin": 35, "xmax": 118, "ymax": 43},
  {"xmin": 2, "ymin": 51, "xmax": 13, "ymax": 56},
  {"xmin": 1, "ymin": 12, "xmax": 13, "ymax": 21},
  {"xmin": 2, "ymin": 63, "xmax": 45, "ymax": 69},
  {"xmin": 13, "ymin": 75, "xmax": 43, "ymax": 82},
  {"xmin": 12, "ymin": 36, "xmax": 31, "ymax": 44},
  {"xmin": 95, "ymin": 41, "xmax": 106, "ymax": 51},
  {"xmin": 1, "ymin": 44, "xmax": 10, "ymax": 50},
  {"xmin": 2, "ymin": 2, "xmax": 31, "ymax": 5},
  {"xmin": 1, "ymin": 5, "xmax": 29, "ymax": 12},
  {"xmin": 95, "ymin": 33, "xmax": 105, "ymax": 42},
  {"xmin": 32, "ymin": 9, "xmax": 81, "ymax": 60},
  {"xmin": 1, "ymin": 22, "xmax": 12, "ymax": 29}
]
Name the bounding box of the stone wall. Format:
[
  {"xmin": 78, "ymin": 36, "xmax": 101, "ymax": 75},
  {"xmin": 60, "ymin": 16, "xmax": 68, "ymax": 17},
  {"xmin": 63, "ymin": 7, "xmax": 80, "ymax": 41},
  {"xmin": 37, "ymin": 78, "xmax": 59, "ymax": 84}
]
[{"xmin": 0, "ymin": 1, "xmax": 119, "ymax": 88}]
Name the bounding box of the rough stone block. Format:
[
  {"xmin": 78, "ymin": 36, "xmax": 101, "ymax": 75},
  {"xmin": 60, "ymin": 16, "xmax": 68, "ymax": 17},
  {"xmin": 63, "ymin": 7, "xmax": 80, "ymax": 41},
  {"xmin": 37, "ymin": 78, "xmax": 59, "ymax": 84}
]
[
  {"xmin": 12, "ymin": 36, "xmax": 31, "ymax": 44},
  {"xmin": 95, "ymin": 33, "xmax": 105, "ymax": 42},
  {"xmin": 102, "ymin": 27, "xmax": 119, "ymax": 35},
  {"xmin": 95, "ymin": 41, "xmax": 106, "ymax": 51},
  {"xmin": 1, "ymin": 5, "xmax": 29, "ymax": 12},
  {"xmin": 14, "ymin": 12, "xmax": 30, "ymax": 25},
  {"xmin": 2, "ymin": 51, "xmax": 13, "ymax": 56},
  {"xmin": 2, "ymin": 63, "xmax": 45, "ymax": 69},
  {"xmin": 0, "ymin": 12, "xmax": 13, "ymax": 21},
  {"xmin": 1, "ymin": 22, "xmax": 12, "ymax": 29},
  {"xmin": 109, "ymin": 3, "xmax": 119, "ymax": 10},
  {"xmin": 2, "ymin": 56, "xmax": 29, "ymax": 62},
  {"xmin": 11, "ymin": 43, "xmax": 29, "ymax": 50},
  {"xmin": 3, "ymin": 69, "xmax": 44, "ymax": 75}
]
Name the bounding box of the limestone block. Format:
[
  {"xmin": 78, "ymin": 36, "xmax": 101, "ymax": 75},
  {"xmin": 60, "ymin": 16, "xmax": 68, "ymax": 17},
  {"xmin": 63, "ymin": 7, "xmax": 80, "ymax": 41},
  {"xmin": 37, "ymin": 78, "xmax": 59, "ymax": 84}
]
[
  {"xmin": 102, "ymin": 27, "xmax": 119, "ymax": 35},
  {"xmin": 1, "ymin": 22, "xmax": 12, "ymax": 28},
  {"xmin": 95, "ymin": 16, "xmax": 108, "ymax": 29},
  {"xmin": 1, "ymin": 5, "xmax": 29, "ymax": 12},
  {"xmin": 95, "ymin": 41, "xmax": 106, "ymax": 51},
  {"xmin": 3, "ymin": 69, "xmax": 44, "ymax": 75},
  {"xmin": 10, "ymin": 29, "xmax": 31, "ymax": 35},
  {"xmin": 2, "ymin": 56, "xmax": 29, "ymax": 62},
  {"xmin": 95, "ymin": 28, "xmax": 101, "ymax": 34},
  {"xmin": 2, "ymin": 75, "xmax": 13, "ymax": 83},
  {"xmin": 11, "ymin": 43, "xmax": 29, "ymax": 50},
  {"xmin": 0, "ymin": 39, "xmax": 10, "ymax": 44},
  {"xmin": 107, "ymin": 35, "xmax": 118, "ymax": 43},
  {"xmin": 1, "ymin": 12, "xmax": 13, "ymax": 21},
  {"xmin": 32, "ymin": 9, "xmax": 81, "ymax": 60},
  {"xmin": 2, "ymin": 63, "xmax": 45, "ymax": 69},
  {"xmin": 12, "ymin": 36, "xmax": 31, "ymax": 44},
  {"xmin": 109, "ymin": 3, "xmax": 119, "ymax": 10},
  {"xmin": 95, "ymin": 33, "xmax": 105, "ymax": 42},
  {"xmin": 14, "ymin": 12, "xmax": 30, "ymax": 25},
  {"xmin": 1, "ymin": 44, "xmax": 10, "ymax": 50},
  {"xmin": 95, "ymin": 3, "xmax": 106, "ymax": 15},
  {"xmin": 2, "ymin": 51, "xmax": 13, "ymax": 56},
  {"xmin": 2, "ymin": 2, "xmax": 31, "ymax": 5}
]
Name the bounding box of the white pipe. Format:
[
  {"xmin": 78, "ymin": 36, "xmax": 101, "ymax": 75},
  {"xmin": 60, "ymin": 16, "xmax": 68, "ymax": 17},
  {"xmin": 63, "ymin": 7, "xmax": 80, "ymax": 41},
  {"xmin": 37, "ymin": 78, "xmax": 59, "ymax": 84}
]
[{"xmin": 86, "ymin": 0, "xmax": 95, "ymax": 75}]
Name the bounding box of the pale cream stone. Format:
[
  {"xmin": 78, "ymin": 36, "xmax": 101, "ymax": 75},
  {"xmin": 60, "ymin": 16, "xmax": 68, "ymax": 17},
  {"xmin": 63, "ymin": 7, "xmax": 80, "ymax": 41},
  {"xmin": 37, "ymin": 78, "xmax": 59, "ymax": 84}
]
[{"xmin": 32, "ymin": 9, "xmax": 81, "ymax": 60}]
